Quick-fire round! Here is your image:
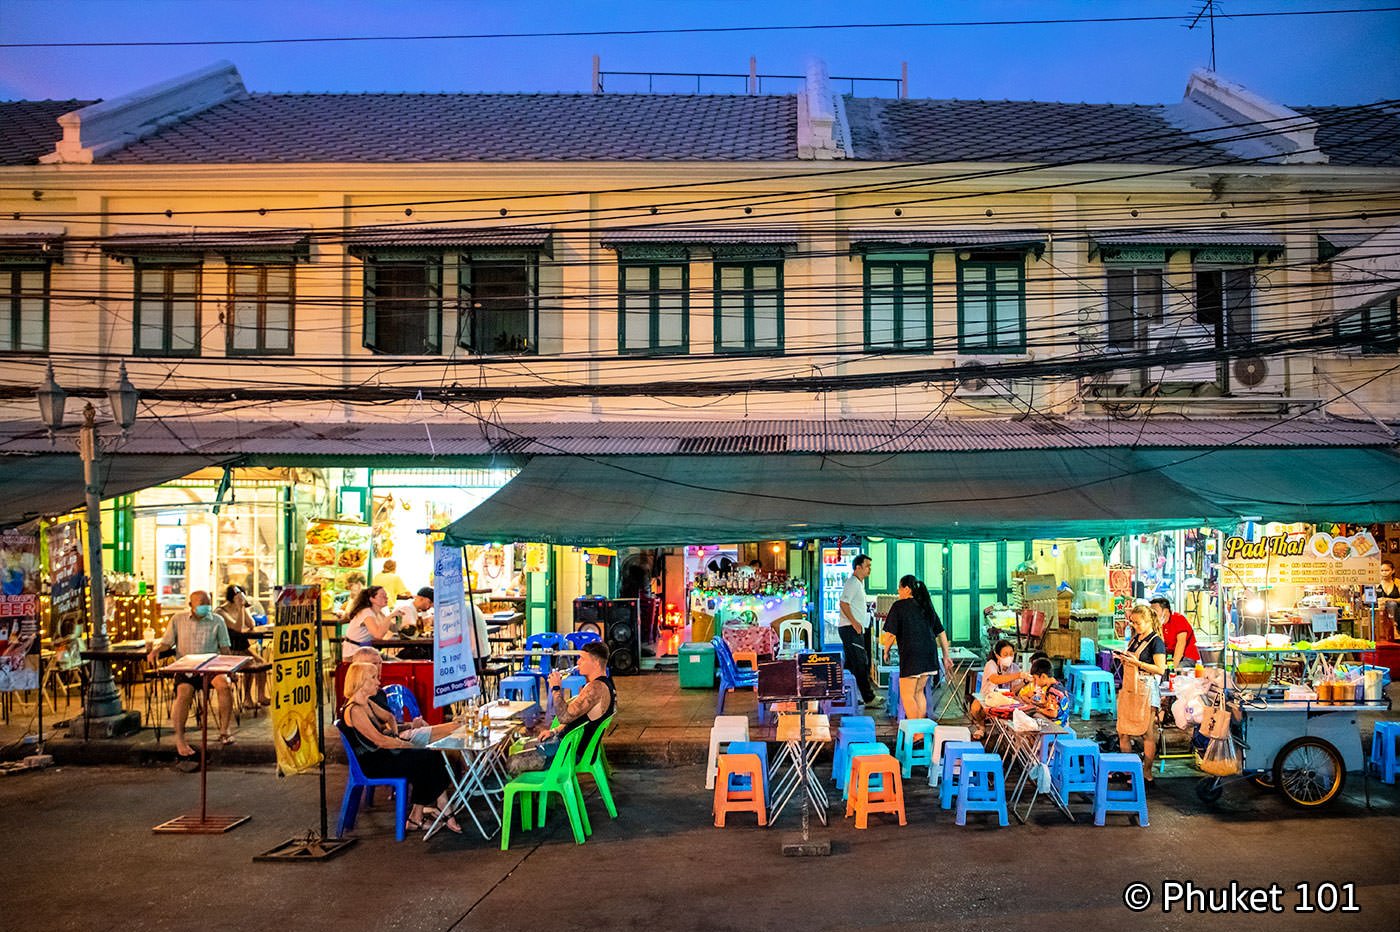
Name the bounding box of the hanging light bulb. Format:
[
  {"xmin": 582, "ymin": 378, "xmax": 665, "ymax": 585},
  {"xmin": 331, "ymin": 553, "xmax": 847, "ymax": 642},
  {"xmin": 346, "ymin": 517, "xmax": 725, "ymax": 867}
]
[{"xmin": 1051, "ymin": 543, "xmax": 1061, "ymax": 557}]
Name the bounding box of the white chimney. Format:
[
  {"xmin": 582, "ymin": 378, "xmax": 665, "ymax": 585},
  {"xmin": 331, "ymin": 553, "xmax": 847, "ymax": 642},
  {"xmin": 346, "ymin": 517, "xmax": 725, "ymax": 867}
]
[
  {"xmin": 797, "ymin": 58, "xmax": 845, "ymax": 160},
  {"xmin": 1165, "ymin": 68, "xmax": 1326, "ymax": 165}
]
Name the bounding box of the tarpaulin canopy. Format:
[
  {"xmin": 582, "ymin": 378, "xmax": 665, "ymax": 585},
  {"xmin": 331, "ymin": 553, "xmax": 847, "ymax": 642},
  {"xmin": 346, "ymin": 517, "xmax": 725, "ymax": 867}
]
[
  {"xmin": 442, "ymin": 448, "xmax": 1400, "ymax": 547},
  {"xmin": 0, "ymin": 453, "xmax": 237, "ymax": 529}
]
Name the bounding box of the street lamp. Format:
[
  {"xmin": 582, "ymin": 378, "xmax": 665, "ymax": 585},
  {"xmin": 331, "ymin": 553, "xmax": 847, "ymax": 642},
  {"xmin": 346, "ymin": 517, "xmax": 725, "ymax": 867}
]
[{"xmin": 37, "ymin": 362, "xmax": 142, "ymax": 736}]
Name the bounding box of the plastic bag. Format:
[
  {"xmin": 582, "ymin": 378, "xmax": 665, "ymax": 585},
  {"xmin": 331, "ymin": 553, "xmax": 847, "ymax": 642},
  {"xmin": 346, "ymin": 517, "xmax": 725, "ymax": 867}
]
[
  {"xmin": 1171, "ymin": 676, "xmax": 1212, "ymax": 729},
  {"xmin": 1195, "ymin": 735, "xmax": 1241, "ymax": 776}
]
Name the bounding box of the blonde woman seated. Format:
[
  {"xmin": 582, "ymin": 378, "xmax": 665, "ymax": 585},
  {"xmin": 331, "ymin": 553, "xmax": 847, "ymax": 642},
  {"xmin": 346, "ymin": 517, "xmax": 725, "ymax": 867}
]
[
  {"xmin": 968, "ymin": 639, "xmax": 1029, "ymax": 740},
  {"xmin": 348, "ymin": 647, "xmax": 450, "ymax": 747},
  {"xmin": 338, "ymin": 660, "xmax": 461, "ymax": 834}
]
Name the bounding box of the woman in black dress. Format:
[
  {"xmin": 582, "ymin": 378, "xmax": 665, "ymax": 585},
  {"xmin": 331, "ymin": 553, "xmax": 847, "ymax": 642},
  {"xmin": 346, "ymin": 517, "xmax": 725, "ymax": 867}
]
[
  {"xmin": 339, "ymin": 661, "xmax": 460, "ymax": 835},
  {"xmin": 880, "ymin": 574, "xmax": 954, "ymax": 722}
]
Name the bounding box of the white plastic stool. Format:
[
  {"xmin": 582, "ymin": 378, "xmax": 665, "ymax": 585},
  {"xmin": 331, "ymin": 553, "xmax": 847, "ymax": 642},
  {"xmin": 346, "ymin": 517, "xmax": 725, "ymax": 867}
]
[
  {"xmin": 928, "ymin": 724, "xmax": 972, "ymax": 788},
  {"xmin": 706, "ymin": 715, "xmax": 752, "ymax": 790}
]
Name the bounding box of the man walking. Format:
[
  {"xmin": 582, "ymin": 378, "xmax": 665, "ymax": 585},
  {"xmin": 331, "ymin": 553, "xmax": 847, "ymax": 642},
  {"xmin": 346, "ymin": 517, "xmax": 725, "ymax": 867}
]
[{"xmin": 839, "ymin": 554, "xmax": 882, "ymax": 707}]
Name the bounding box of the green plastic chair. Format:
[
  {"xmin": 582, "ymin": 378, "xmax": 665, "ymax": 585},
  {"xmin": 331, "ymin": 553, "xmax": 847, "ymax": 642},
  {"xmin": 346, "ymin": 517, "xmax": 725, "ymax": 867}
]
[
  {"xmin": 575, "ymin": 714, "xmax": 618, "ymax": 829},
  {"xmin": 500, "ymin": 726, "xmax": 588, "ymax": 850}
]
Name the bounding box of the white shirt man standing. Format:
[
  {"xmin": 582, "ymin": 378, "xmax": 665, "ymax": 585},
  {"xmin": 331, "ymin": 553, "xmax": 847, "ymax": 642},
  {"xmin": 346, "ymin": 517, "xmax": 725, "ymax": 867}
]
[{"xmin": 839, "ymin": 554, "xmax": 881, "ymax": 706}]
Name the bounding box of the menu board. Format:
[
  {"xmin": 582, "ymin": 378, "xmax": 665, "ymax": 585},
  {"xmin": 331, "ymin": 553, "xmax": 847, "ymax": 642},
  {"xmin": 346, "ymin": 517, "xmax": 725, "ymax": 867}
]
[
  {"xmin": 758, "ymin": 652, "xmax": 845, "ymax": 700},
  {"xmin": 1223, "ymin": 531, "xmax": 1381, "ymax": 589},
  {"xmin": 302, "ymin": 519, "xmax": 371, "ymax": 616}
]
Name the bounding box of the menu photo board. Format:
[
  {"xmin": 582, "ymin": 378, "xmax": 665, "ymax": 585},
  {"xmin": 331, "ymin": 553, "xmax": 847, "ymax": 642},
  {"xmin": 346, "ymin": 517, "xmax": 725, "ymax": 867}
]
[
  {"xmin": 1222, "ymin": 531, "xmax": 1382, "ymax": 589},
  {"xmin": 302, "ymin": 518, "xmax": 371, "ymax": 616},
  {"xmin": 0, "ymin": 529, "xmax": 41, "ymax": 692}
]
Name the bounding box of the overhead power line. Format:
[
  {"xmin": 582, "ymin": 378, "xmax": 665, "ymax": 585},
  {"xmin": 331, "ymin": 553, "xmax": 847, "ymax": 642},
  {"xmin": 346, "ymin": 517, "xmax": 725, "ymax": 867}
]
[{"xmin": 4, "ymin": 7, "xmax": 1398, "ymax": 49}]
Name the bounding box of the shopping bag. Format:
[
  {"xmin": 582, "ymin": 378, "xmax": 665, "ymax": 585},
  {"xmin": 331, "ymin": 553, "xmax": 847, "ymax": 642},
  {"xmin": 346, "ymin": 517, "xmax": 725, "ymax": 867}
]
[
  {"xmin": 1195, "ymin": 735, "xmax": 1240, "ymax": 776},
  {"xmin": 1116, "ymin": 668, "xmax": 1153, "ymax": 736},
  {"xmin": 1199, "ymin": 688, "xmax": 1231, "ymax": 740}
]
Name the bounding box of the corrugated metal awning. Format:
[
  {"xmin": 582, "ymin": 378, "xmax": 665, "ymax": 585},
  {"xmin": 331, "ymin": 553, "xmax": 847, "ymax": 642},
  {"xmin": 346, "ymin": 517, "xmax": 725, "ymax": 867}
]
[
  {"xmin": 848, "ymin": 229, "xmax": 1046, "ymax": 254},
  {"xmin": 598, "ymin": 227, "xmax": 800, "ymax": 248},
  {"xmin": 0, "ymin": 225, "xmax": 66, "ymax": 263},
  {"xmin": 1088, "ymin": 229, "xmax": 1285, "ymax": 249},
  {"xmin": 101, "ymin": 231, "xmax": 312, "ymax": 261},
  {"xmin": 343, "ymin": 226, "xmax": 552, "ymax": 255}
]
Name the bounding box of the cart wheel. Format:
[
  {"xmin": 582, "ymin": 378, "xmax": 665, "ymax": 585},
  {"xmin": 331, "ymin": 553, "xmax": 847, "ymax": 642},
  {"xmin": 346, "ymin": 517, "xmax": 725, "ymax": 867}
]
[
  {"xmin": 1195, "ymin": 778, "xmax": 1223, "ymax": 804},
  {"xmin": 1272, "ymin": 737, "xmax": 1346, "ymax": 809}
]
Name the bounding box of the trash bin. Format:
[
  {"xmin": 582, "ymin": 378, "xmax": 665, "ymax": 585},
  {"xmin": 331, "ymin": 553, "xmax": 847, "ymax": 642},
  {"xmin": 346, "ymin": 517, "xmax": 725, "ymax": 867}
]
[{"xmin": 678, "ymin": 641, "xmax": 716, "ymax": 688}]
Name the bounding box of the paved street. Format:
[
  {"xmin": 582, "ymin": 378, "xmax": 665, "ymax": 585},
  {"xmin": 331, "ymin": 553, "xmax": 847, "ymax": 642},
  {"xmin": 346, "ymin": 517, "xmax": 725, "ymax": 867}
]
[{"xmin": 1, "ymin": 762, "xmax": 1395, "ymax": 932}]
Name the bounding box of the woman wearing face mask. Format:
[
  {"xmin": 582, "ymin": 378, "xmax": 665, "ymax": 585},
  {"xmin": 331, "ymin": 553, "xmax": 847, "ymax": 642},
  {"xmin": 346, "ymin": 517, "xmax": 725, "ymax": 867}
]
[{"xmin": 968, "ymin": 639, "xmax": 1028, "ymax": 741}]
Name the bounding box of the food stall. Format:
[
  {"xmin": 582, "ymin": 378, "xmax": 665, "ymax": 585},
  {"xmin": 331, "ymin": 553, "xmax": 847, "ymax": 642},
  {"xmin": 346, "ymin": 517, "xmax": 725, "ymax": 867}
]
[
  {"xmin": 1197, "ymin": 525, "xmax": 1387, "ymax": 808},
  {"xmin": 688, "ymin": 573, "xmax": 808, "ymax": 659},
  {"xmin": 302, "ymin": 518, "xmax": 371, "ymax": 618}
]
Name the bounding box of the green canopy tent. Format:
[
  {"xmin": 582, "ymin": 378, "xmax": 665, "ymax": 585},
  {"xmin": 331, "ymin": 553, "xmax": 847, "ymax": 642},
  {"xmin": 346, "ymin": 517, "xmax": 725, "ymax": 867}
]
[{"xmin": 442, "ymin": 447, "xmax": 1400, "ymax": 547}]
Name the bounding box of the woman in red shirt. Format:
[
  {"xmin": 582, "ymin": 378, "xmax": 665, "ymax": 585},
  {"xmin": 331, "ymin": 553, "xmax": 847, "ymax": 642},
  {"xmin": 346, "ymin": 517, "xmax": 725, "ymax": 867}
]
[{"xmin": 1149, "ymin": 597, "xmax": 1199, "ymax": 665}]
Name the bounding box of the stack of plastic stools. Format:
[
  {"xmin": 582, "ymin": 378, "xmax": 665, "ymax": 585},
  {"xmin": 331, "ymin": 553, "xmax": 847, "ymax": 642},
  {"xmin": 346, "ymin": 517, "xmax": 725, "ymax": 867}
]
[
  {"xmin": 1370, "ymin": 721, "xmax": 1400, "ymax": 784},
  {"xmin": 501, "ymin": 674, "xmax": 539, "ymax": 708},
  {"xmin": 1077, "ymin": 668, "xmax": 1117, "ymax": 722},
  {"xmin": 706, "ymin": 715, "xmax": 751, "ymax": 790},
  {"xmin": 928, "ymin": 725, "xmax": 972, "ymax": 788},
  {"xmin": 833, "ymin": 716, "xmax": 877, "ymax": 790},
  {"xmin": 1093, "ymin": 753, "xmax": 1149, "ymax": 826},
  {"xmin": 895, "ymin": 718, "xmax": 938, "ymax": 779},
  {"xmin": 713, "ymin": 753, "xmax": 767, "ymax": 827},
  {"xmin": 1062, "ymin": 663, "xmax": 1098, "ymax": 715},
  {"xmin": 1051, "ymin": 738, "xmax": 1100, "ymax": 801},
  {"xmin": 1079, "ymin": 637, "xmax": 1096, "ymax": 665},
  {"xmin": 877, "ymin": 665, "xmax": 901, "ymax": 718},
  {"xmin": 956, "ymin": 753, "xmax": 1009, "ymax": 826},
  {"xmin": 724, "ymin": 741, "xmax": 770, "ymax": 799},
  {"xmin": 821, "ymin": 671, "xmax": 861, "ymax": 715},
  {"xmin": 938, "ymin": 739, "xmax": 985, "ymax": 809},
  {"xmin": 845, "ymin": 751, "xmax": 906, "ymax": 829},
  {"xmin": 842, "ymin": 741, "xmax": 890, "ymax": 800}
]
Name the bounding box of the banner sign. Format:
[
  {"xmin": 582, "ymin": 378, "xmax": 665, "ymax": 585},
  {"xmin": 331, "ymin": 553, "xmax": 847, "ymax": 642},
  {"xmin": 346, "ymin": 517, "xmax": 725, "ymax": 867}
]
[
  {"xmin": 272, "ymin": 585, "xmax": 323, "ymax": 776},
  {"xmin": 47, "ymin": 521, "xmax": 85, "ymax": 640},
  {"xmin": 432, "ymin": 542, "xmax": 478, "ymax": 706},
  {"xmin": 1223, "ymin": 531, "xmax": 1381, "ymax": 589},
  {"xmin": 0, "ymin": 530, "xmax": 41, "ymax": 692}
]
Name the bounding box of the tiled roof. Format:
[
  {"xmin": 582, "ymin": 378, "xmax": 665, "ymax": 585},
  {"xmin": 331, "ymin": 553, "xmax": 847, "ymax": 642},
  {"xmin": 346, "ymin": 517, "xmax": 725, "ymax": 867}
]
[
  {"xmin": 342, "ymin": 226, "xmax": 552, "ymax": 251},
  {"xmin": 1297, "ymin": 104, "xmax": 1400, "ymax": 167},
  {"xmin": 848, "ymin": 229, "xmax": 1045, "ymax": 249},
  {"xmin": 101, "ymin": 93, "xmax": 799, "ymax": 163},
  {"xmin": 1088, "ymin": 229, "xmax": 1285, "ymax": 248},
  {"xmin": 0, "ymin": 417, "xmax": 1392, "ymax": 458},
  {"xmin": 842, "ymin": 98, "xmax": 1243, "ymax": 165},
  {"xmin": 0, "ymin": 100, "xmax": 95, "ymax": 165}
]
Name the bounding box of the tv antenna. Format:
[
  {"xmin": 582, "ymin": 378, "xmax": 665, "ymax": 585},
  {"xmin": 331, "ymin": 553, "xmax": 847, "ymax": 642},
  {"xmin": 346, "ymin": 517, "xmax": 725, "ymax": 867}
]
[{"xmin": 1188, "ymin": 0, "xmax": 1220, "ymax": 71}]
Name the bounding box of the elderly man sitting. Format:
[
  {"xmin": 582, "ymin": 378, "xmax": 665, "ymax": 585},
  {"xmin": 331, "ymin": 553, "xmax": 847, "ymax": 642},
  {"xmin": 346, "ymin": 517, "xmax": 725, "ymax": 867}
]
[{"xmin": 147, "ymin": 590, "xmax": 234, "ymax": 761}]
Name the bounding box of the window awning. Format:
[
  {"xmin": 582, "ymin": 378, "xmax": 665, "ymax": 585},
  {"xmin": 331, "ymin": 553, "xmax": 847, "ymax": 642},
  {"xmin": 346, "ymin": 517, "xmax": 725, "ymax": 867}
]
[
  {"xmin": 0, "ymin": 453, "xmax": 240, "ymax": 529},
  {"xmin": 599, "ymin": 227, "xmax": 800, "ymax": 247},
  {"xmin": 1088, "ymin": 229, "xmax": 1285, "ymax": 262},
  {"xmin": 442, "ymin": 447, "xmax": 1400, "ymax": 547},
  {"xmin": 0, "ymin": 226, "xmax": 66, "ymax": 263},
  {"xmin": 101, "ymin": 231, "xmax": 311, "ymax": 262},
  {"xmin": 343, "ymin": 226, "xmax": 553, "ymax": 257},
  {"xmin": 848, "ymin": 229, "xmax": 1046, "ymax": 257}
]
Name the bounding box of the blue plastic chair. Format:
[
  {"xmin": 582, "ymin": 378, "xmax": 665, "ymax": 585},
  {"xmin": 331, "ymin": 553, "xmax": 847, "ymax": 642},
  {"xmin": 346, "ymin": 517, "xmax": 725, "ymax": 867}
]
[
  {"xmin": 565, "ymin": 631, "xmax": 601, "ymax": 649},
  {"xmin": 1369, "ymin": 721, "xmax": 1400, "ymax": 785},
  {"xmin": 382, "ymin": 683, "xmax": 421, "ymax": 723},
  {"xmin": 712, "ymin": 637, "xmax": 758, "ymax": 715},
  {"xmin": 335, "ymin": 724, "xmax": 408, "ymax": 842}
]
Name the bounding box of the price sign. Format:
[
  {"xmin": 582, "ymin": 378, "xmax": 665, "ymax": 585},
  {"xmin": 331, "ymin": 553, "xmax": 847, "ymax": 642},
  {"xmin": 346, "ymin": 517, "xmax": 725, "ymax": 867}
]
[{"xmin": 271, "ymin": 585, "xmax": 323, "ymax": 776}]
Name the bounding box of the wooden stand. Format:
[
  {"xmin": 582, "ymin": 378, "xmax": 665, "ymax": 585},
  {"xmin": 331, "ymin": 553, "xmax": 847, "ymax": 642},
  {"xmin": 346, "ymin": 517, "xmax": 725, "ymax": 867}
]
[{"xmin": 154, "ymin": 658, "xmax": 251, "ymax": 834}]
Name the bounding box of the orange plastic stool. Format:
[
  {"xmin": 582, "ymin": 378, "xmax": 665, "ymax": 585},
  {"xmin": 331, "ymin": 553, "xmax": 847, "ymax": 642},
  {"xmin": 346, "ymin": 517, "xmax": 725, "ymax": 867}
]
[
  {"xmin": 713, "ymin": 753, "xmax": 768, "ymax": 827},
  {"xmin": 731, "ymin": 650, "xmax": 759, "ymax": 681},
  {"xmin": 845, "ymin": 753, "xmax": 906, "ymax": 829}
]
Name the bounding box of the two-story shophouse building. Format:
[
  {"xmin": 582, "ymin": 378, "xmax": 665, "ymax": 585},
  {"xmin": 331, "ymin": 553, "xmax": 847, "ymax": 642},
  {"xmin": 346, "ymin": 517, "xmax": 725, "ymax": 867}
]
[{"xmin": 2, "ymin": 60, "xmax": 1397, "ymax": 649}]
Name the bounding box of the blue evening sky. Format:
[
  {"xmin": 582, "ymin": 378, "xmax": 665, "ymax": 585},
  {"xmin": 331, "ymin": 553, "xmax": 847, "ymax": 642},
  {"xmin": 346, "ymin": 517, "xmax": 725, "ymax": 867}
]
[{"xmin": 2, "ymin": 0, "xmax": 1398, "ymax": 105}]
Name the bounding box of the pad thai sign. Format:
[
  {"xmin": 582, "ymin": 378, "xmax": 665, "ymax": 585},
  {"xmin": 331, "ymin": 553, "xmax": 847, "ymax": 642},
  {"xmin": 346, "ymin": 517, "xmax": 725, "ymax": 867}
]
[{"xmin": 1223, "ymin": 531, "xmax": 1380, "ymax": 588}]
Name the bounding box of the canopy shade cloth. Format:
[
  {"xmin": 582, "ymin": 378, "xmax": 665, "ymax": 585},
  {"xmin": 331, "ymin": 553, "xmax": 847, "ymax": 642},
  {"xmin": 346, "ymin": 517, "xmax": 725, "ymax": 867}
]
[
  {"xmin": 0, "ymin": 453, "xmax": 236, "ymax": 529},
  {"xmin": 442, "ymin": 447, "xmax": 1400, "ymax": 547}
]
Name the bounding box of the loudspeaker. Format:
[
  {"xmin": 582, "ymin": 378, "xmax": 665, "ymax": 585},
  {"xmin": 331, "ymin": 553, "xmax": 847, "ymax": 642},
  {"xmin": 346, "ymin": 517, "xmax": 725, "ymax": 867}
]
[
  {"xmin": 603, "ymin": 597, "xmax": 643, "ymax": 675},
  {"xmin": 573, "ymin": 597, "xmax": 606, "ymax": 638}
]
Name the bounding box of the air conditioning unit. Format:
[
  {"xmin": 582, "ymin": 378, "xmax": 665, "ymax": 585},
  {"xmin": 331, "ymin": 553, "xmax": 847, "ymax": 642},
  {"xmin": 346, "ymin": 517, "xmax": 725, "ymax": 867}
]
[
  {"xmin": 954, "ymin": 362, "xmax": 1001, "ymax": 397},
  {"xmin": 1149, "ymin": 337, "xmax": 1220, "ymax": 389},
  {"xmin": 1228, "ymin": 355, "xmax": 1286, "ymax": 395}
]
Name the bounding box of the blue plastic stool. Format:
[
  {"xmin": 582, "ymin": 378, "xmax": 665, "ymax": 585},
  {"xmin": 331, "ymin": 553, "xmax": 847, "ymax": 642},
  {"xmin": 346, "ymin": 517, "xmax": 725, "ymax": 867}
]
[
  {"xmin": 1062, "ymin": 663, "xmax": 1098, "ymax": 714},
  {"xmin": 1077, "ymin": 669, "xmax": 1117, "ymax": 722},
  {"xmin": 335, "ymin": 726, "xmax": 408, "ymax": 842},
  {"xmin": 842, "ymin": 741, "xmax": 891, "ymax": 800},
  {"xmin": 1051, "ymin": 738, "xmax": 1101, "ymax": 800},
  {"xmin": 956, "ymin": 753, "xmax": 1009, "ymax": 826},
  {"xmin": 877, "ymin": 665, "xmax": 901, "ymax": 718},
  {"xmin": 725, "ymin": 740, "xmax": 771, "ymax": 797},
  {"xmin": 1370, "ymin": 721, "xmax": 1400, "ymax": 785},
  {"xmin": 1079, "ymin": 637, "xmax": 1096, "ymax": 665},
  {"xmin": 501, "ymin": 674, "xmax": 539, "ymax": 707},
  {"xmin": 895, "ymin": 718, "xmax": 938, "ymax": 779},
  {"xmin": 938, "ymin": 740, "xmax": 985, "ymax": 810},
  {"xmin": 1093, "ymin": 753, "xmax": 1149, "ymax": 826},
  {"xmin": 833, "ymin": 717, "xmax": 878, "ymax": 790}
]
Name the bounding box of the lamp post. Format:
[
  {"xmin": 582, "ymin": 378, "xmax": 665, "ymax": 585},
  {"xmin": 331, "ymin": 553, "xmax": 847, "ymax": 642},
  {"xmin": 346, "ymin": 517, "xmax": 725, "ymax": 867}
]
[{"xmin": 38, "ymin": 363, "xmax": 142, "ymax": 736}]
